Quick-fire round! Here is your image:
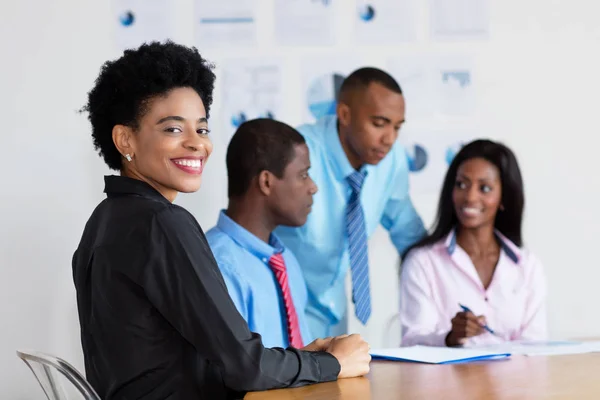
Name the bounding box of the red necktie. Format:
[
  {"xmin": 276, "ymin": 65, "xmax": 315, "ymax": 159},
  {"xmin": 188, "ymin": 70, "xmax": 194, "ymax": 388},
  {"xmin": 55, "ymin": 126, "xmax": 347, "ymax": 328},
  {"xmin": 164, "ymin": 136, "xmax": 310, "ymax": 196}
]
[{"xmin": 268, "ymin": 253, "xmax": 304, "ymax": 348}]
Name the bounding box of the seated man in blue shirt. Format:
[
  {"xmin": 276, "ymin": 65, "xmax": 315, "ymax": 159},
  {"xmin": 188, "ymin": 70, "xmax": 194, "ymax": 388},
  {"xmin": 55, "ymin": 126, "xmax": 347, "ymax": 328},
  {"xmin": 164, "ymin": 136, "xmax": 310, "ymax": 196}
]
[
  {"xmin": 207, "ymin": 118, "xmax": 317, "ymax": 348},
  {"xmin": 276, "ymin": 67, "xmax": 427, "ymax": 337}
]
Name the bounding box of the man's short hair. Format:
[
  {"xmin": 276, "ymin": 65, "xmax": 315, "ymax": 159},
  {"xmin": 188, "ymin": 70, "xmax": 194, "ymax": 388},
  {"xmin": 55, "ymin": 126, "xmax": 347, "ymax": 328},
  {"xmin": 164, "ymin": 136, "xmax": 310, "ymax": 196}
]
[
  {"xmin": 226, "ymin": 119, "xmax": 306, "ymax": 198},
  {"xmin": 338, "ymin": 67, "xmax": 402, "ymax": 102}
]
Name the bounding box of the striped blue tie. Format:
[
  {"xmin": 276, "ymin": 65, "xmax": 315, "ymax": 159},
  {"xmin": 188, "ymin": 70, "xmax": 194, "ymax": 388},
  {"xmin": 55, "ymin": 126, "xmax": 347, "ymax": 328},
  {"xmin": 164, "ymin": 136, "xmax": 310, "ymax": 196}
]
[{"xmin": 346, "ymin": 170, "xmax": 371, "ymax": 325}]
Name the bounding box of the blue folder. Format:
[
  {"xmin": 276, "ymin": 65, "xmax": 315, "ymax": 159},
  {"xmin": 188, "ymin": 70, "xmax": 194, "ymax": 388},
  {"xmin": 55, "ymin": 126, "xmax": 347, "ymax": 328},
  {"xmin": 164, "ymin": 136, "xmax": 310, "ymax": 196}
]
[{"xmin": 370, "ymin": 345, "xmax": 512, "ymax": 365}]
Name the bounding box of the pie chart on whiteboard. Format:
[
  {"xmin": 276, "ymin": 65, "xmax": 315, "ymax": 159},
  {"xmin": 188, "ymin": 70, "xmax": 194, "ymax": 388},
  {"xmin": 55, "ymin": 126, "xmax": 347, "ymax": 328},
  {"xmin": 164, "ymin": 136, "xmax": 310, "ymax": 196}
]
[
  {"xmin": 446, "ymin": 142, "xmax": 466, "ymax": 165},
  {"xmin": 405, "ymin": 144, "xmax": 428, "ymax": 172},
  {"xmin": 230, "ymin": 110, "xmax": 274, "ymax": 128},
  {"xmin": 119, "ymin": 11, "xmax": 135, "ymax": 27},
  {"xmin": 231, "ymin": 112, "xmax": 247, "ymax": 128},
  {"xmin": 358, "ymin": 5, "xmax": 376, "ymax": 22},
  {"xmin": 306, "ymin": 73, "xmax": 345, "ymax": 120}
]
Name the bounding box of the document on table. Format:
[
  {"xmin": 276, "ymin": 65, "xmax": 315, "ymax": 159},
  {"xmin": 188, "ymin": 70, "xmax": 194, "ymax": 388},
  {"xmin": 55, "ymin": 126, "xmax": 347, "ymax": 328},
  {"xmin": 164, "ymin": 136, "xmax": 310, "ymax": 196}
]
[
  {"xmin": 371, "ymin": 345, "xmax": 511, "ymax": 364},
  {"xmin": 478, "ymin": 340, "xmax": 600, "ymax": 357}
]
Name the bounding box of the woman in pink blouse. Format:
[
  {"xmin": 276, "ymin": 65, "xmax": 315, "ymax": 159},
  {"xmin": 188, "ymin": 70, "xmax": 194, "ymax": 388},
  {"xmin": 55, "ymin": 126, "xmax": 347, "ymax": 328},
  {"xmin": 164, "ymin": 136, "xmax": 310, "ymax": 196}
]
[{"xmin": 400, "ymin": 139, "xmax": 547, "ymax": 347}]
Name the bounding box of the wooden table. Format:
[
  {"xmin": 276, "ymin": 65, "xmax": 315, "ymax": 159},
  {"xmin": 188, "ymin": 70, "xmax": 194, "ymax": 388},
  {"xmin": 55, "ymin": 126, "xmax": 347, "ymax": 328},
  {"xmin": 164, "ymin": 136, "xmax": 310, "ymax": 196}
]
[{"xmin": 245, "ymin": 353, "xmax": 600, "ymax": 399}]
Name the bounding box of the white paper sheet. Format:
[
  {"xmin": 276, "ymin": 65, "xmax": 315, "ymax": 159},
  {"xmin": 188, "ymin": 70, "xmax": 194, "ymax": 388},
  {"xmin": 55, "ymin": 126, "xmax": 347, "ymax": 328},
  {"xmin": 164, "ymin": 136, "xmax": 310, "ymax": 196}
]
[
  {"xmin": 371, "ymin": 345, "xmax": 510, "ymax": 364},
  {"xmin": 220, "ymin": 58, "xmax": 283, "ymax": 144},
  {"xmin": 479, "ymin": 340, "xmax": 600, "ymax": 357},
  {"xmin": 389, "ymin": 55, "xmax": 476, "ymax": 118},
  {"xmin": 389, "ymin": 55, "xmax": 478, "ymax": 194},
  {"xmin": 431, "ymin": 0, "xmax": 490, "ymax": 40},
  {"xmin": 353, "ymin": 0, "xmax": 417, "ymax": 44},
  {"xmin": 434, "ymin": 56, "xmax": 476, "ymax": 117},
  {"xmin": 388, "ymin": 57, "xmax": 436, "ymax": 118},
  {"xmin": 194, "ymin": 0, "xmax": 257, "ymax": 48},
  {"xmin": 274, "ymin": 0, "xmax": 335, "ymax": 46},
  {"xmin": 111, "ymin": 0, "xmax": 176, "ymax": 51},
  {"xmin": 400, "ymin": 126, "xmax": 478, "ymax": 195}
]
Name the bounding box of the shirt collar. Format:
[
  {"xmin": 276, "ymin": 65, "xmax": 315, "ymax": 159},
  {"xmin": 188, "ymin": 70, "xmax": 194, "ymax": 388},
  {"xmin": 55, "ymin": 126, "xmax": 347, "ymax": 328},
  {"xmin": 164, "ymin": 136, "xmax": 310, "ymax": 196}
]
[
  {"xmin": 321, "ymin": 115, "xmax": 371, "ymax": 181},
  {"xmin": 216, "ymin": 210, "xmax": 285, "ymax": 261},
  {"xmin": 443, "ymin": 228, "xmax": 521, "ymax": 264},
  {"xmin": 103, "ymin": 175, "xmax": 170, "ymax": 204}
]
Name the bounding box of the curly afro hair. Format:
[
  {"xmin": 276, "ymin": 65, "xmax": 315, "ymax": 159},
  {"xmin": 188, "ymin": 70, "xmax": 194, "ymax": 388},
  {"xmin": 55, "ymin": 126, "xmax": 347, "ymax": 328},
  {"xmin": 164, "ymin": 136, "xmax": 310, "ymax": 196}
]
[{"xmin": 82, "ymin": 41, "xmax": 216, "ymax": 171}]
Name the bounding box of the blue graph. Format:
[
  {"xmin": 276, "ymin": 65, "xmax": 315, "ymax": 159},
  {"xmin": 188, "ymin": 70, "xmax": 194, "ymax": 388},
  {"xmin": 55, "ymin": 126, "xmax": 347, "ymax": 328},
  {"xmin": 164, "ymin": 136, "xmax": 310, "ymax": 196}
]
[
  {"xmin": 307, "ymin": 73, "xmax": 345, "ymax": 120},
  {"xmin": 200, "ymin": 17, "xmax": 254, "ymax": 24},
  {"xmin": 358, "ymin": 5, "xmax": 376, "ymax": 22},
  {"xmin": 231, "ymin": 112, "xmax": 248, "ymax": 128},
  {"xmin": 230, "ymin": 110, "xmax": 274, "ymax": 128},
  {"xmin": 119, "ymin": 11, "xmax": 135, "ymax": 27},
  {"xmin": 405, "ymin": 144, "xmax": 428, "ymax": 172},
  {"xmin": 442, "ymin": 71, "xmax": 471, "ymax": 88},
  {"xmin": 445, "ymin": 142, "xmax": 466, "ymax": 165}
]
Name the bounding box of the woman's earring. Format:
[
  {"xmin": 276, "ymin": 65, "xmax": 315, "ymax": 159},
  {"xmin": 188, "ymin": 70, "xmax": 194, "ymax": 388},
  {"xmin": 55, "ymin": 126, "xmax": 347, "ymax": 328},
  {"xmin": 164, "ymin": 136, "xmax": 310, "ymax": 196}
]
[
  {"xmin": 125, "ymin": 154, "xmax": 132, "ymax": 162},
  {"xmin": 500, "ymin": 204, "xmax": 505, "ymax": 211}
]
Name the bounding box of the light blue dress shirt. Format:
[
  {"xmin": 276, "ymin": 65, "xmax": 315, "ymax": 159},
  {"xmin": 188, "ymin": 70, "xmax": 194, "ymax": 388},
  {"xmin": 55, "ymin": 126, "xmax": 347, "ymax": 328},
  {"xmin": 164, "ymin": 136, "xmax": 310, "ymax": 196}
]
[
  {"xmin": 206, "ymin": 211, "xmax": 313, "ymax": 348},
  {"xmin": 275, "ymin": 115, "xmax": 427, "ymax": 337}
]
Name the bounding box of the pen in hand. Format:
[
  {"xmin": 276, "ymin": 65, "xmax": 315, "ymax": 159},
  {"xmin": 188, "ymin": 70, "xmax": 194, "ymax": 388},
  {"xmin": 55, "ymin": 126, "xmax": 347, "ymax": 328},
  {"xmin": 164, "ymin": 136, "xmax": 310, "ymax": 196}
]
[{"xmin": 458, "ymin": 304, "xmax": 497, "ymax": 336}]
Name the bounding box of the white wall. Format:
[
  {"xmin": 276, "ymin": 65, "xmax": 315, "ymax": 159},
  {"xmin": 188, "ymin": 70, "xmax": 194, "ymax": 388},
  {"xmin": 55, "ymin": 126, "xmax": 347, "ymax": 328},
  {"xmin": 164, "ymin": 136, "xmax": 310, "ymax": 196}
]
[{"xmin": 1, "ymin": 0, "xmax": 600, "ymax": 397}]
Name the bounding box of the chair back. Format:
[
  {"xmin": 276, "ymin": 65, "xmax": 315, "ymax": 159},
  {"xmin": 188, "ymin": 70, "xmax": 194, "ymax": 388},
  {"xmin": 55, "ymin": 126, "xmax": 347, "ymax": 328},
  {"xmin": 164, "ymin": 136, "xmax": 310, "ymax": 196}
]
[{"xmin": 16, "ymin": 350, "xmax": 100, "ymax": 400}]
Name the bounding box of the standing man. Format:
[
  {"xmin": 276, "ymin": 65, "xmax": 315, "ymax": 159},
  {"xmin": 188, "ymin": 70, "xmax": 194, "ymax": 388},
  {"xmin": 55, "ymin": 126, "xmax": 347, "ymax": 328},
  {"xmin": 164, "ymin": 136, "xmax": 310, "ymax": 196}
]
[{"xmin": 276, "ymin": 67, "xmax": 426, "ymax": 337}]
